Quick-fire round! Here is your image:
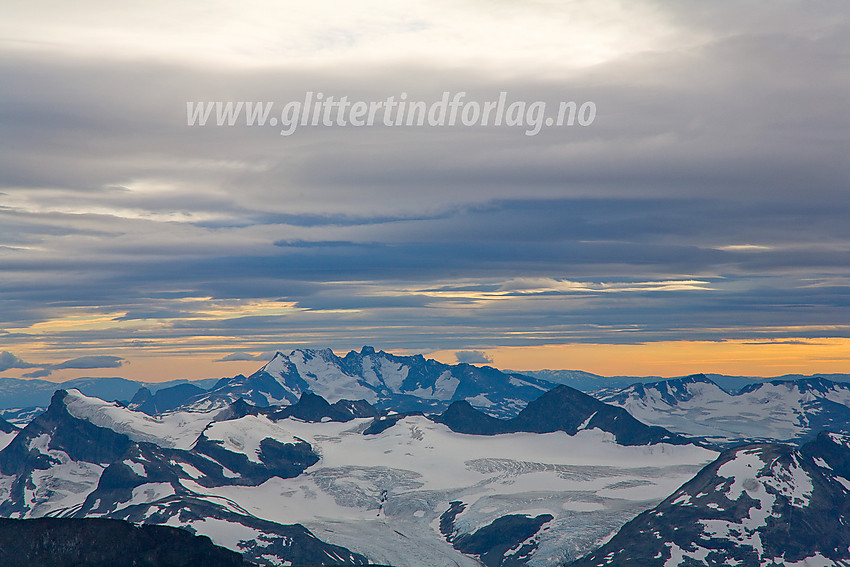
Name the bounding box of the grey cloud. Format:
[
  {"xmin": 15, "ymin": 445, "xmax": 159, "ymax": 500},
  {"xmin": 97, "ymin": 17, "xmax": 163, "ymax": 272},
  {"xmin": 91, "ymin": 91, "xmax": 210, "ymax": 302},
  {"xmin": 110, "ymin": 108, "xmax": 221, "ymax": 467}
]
[
  {"xmin": 51, "ymin": 356, "xmax": 126, "ymax": 370},
  {"xmin": 215, "ymin": 351, "xmax": 277, "ymax": 362},
  {"xmin": 455, "ymin": 351, "xmax": 493, "ymax": 364},
  {"xmin": 0, "ymin": 351, "xmax": 40, "ymax": 372},
  {"xmin": 20, "ymin": 355, "xmax": 127, "ymax": 378},
  {"xmin": 22, "ymin": 369, "xmax": 53, "ymax": 379},
  {"xmin": 1, "ymin": 4, "xmax": 849, "ymax": 359}
]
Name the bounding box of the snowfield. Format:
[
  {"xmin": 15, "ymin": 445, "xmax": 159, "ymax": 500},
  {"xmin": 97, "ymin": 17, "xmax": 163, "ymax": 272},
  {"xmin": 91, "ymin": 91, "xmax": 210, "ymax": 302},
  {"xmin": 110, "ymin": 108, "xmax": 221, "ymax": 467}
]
[
  {"xmin": 64, "ymin": 389, "xmax": 216, "ymax": 449},
  {"xmin": 201, "ymin": 415, "xmax": 303, "ymax": 463},
  {"xmin": 3, "ymin": 388, "xmax": 717, "ymax": 566},
  {"xmin": 181, "ymin": 416, "xmax": 716, "ymax": 566},
  {"xmin": 600, "ymin": 376, "xmax": 850, "ymax": 444}
]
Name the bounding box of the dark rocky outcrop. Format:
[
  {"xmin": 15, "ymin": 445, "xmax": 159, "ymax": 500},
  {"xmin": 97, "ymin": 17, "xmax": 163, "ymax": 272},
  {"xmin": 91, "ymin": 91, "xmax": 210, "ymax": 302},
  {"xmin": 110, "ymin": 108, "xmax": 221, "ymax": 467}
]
[
  {"xmin": 433, "ymin": 385, "xmax": 691, "ymax": 446},
  {"xmin": 438, "ymin": 501, "xmax": 553, "ymax": 567},
  {"xmin": 270, "ymin": 392, "xmax": 378, "ymax": 422},
  {"xmin": 129, "ymin": 383, "xmax": 207, "ymax": 415},
  {"xmin": 0, "ymin": 517, "xmax": 248, "ymax": 567}
]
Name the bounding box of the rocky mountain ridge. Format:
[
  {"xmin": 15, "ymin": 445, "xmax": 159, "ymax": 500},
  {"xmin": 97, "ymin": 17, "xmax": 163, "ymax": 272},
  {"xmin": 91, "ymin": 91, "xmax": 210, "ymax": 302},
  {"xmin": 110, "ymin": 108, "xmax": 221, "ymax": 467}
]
[
  {"xmin": 597, "ymin": 373, "xmax": 850, "ymax": 445},
  {"xmin": 569, "ymin": 432, "xmax": 850, "ymax": 566}
]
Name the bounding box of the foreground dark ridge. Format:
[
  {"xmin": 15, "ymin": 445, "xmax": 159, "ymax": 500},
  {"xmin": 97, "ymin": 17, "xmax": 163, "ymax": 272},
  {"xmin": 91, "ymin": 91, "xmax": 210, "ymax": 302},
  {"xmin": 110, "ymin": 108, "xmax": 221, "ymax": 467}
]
[
  {"xmin": 0, "ymin": 517, "xmax": 248, "ymax": 567},
  {"xmin": 0, "ymin": 517, "xmax": 395, "ymax": 567}
]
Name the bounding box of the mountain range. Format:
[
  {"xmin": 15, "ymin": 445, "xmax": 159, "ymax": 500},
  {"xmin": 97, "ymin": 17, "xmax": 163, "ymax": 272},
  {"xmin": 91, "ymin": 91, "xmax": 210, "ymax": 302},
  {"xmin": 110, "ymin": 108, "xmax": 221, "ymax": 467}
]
[
  {"xmin": 3, "ymin": 350, "xmax": 848, "ymax": 431},
  {"xmin": 598, "ymin": 373, "xmax": 850, "ymax": 445},
  {"xmin": 0, "ymin": 376, "xmax": 218, "ymax": 411},
  {"xmin": 0, "ymin": 375, "xmax": 714, "ymax": 565},
  {"xmin": 517, "ymin": 369, "xmax": 850, "ymax": 394},
  {"xmin": 0, "ymin": 388, "xmax": 370, "ymax": 566},
  {"xmin": 141, "ymin": 347, "xmax": 556, "ymax": 418},
  {"xmin": 0, "ymin": 348, "xmax": 848, "ymax": 565}
]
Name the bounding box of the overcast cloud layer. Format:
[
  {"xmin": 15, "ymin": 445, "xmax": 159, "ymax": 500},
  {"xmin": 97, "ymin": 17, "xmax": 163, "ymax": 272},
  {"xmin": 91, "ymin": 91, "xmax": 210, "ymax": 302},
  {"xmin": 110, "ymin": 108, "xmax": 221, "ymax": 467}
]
[{"xmin": 1, "ymin": 1, "xmax": 849, "ymax": 369}]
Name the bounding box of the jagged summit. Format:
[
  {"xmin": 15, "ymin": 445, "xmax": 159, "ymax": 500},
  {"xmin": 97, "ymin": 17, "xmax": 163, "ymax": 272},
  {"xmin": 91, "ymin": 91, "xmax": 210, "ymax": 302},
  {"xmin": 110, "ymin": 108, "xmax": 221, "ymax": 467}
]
[
  {"xmin": 175, "ymin": 346, "xmax": 555, "ymax": 418},
  {"xmin": 0, "ymin": 388, "xmax": 367, "ymax": 565},
  {"xmin": 259, "ymin": 350, "xmax": 300, "ymax": 375},
  {"xmin": 127, "ymin": 383, "xmax": 206, "ymax": 415},
  {"xmin": 0, "ymin": 357, "xmax": 845, "ymax": 566}
]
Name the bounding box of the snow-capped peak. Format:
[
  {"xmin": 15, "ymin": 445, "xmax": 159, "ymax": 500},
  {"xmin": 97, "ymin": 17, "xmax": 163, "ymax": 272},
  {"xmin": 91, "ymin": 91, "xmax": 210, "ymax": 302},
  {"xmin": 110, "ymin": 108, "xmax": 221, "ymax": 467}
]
[
  {"xmin": 200, "ymin": 414, "xmax": 303, "ymax": 464},
  {"xmin": 61, "ymin": 389, "xmax": 215, "ymax": 449},
  {"xmin": 175, "ymin": 346, "xmax": 560, "ymax": 418},
  {"xmin": 260, "ymin": 351, "xmax": 295, "ymax": 376}
]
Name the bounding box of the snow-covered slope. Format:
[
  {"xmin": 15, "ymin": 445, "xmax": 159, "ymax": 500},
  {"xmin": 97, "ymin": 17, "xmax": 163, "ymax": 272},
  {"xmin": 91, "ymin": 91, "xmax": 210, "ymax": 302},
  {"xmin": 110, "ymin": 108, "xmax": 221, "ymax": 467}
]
[
  {"xmin": 570, "ymin": 432, "xmax": 850, "ymax": 567},
  {"xmin": 202, "ymin": 415, "xmax": 302, "ymax": 463},
  {"xmin": 179, "ymin": 415, "xmax": 715, "ymax": 567},
  {"xmin": 0, "ymin": 417, "xmax": 18, "ymax": 453},
  {"xmin": 63, "ymin": 389, "xmax": 214, "ymax": 449},
  {"xmin": 180, "ymin": 346, "xmax": 555, "ymax": 418},
  {"xmin": 598, "ymin": 374, "xmax": 850, "ymax": 445},
  {"xmin": 0, "ymin": 390, "xmax": 366, "ymax": 566},
  {"xmin": 0, "ymin": 387, "xmax": 716, "ymax": 566},
  {"xmin": 7, "ymin": 381, "xmax": 846, "ymax": 567}
]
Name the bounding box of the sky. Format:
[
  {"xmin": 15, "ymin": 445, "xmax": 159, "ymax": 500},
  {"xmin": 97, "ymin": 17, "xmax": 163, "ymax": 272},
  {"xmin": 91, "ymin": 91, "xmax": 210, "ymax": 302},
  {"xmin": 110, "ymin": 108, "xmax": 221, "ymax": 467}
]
[{"xmin": 1, "ymin": 1, "xmax": 849, "ymax": 381}]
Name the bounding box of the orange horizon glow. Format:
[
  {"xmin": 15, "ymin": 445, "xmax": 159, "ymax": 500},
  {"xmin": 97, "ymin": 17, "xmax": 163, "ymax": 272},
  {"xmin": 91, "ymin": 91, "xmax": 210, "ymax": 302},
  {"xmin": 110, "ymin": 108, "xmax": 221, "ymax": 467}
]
[
  {"xmin": 428, "ymin": 337, "xmax": 850, "ymax": 377},
  {"xmin": 3, "ymin": 337, "xmax": 849, "ymax": 383}
]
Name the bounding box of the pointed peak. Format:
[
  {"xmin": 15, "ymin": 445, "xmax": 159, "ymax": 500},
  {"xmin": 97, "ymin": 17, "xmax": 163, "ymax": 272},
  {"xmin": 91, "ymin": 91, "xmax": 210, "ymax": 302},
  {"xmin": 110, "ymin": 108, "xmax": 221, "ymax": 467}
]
[
  {"xmin": 444, "ymin": 399, "xmax": 476, "ymax": 413},
  {"xmin": 51, "ymin": 388, "xmax": 98, "ymax": 410},
  {"xmin": 231, "ymin": 397, "xmax": 252, "ymax": 410},
  {"xmin": 298, "ymin": 391, "xmax": 331, "ymax": 405},
  {"xmin": 543, "ymin": 383, "xmax": 586, "ymax": 397},
  {"xmin": 261, "ymin": 351, "xmax": 294, "ymax": 374},
  {"xmin": 38, "ymin": 388, "xmax": 90, "ymax": 423},
  {"xmin": 220, "ymin": 397, "xmax": 267, "ymax": 421},
  {"xmin": 434, "ymin": 400, "xmax": 507, "ymax": 435},
  {"xmin": 49, "ymin": 388, "xmax": 71, "ymax": 406},
  {"xmin": 129, "ymin": 387, "xmax": 153, "ymax": 406},
  {"xmin": 316, "ymin": 347, "xmax": 337, "ymax": 359}
]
